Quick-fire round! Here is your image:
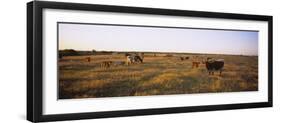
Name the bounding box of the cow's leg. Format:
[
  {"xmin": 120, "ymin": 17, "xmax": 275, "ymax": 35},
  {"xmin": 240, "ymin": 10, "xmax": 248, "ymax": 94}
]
[{"xmin": 127, "ymin": 61, "xmax": 130, "ymax": 66}]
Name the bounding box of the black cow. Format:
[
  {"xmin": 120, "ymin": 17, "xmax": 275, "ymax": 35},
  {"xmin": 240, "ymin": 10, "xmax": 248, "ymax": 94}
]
[
  {"xmin": 134, "ymin": 55, "xmax": 143, "ymax": 63},
  {"xmin": 205, "ymin": 58, "xmax": 224, "ymax": 75}
]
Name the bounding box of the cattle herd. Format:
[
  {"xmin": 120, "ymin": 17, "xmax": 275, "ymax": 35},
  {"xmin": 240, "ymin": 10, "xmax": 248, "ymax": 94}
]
[{"xmin": 61, "ymin": 52, "xmax": 225, "ymax": 76}]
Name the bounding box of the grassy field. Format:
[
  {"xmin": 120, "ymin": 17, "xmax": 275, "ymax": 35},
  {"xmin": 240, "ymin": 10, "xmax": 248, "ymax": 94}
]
[{"xmin": 58, "ymin": 53, "xmax": 258, "ymax": 99}]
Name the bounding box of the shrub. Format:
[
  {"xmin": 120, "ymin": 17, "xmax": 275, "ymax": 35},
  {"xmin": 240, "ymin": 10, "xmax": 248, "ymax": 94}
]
[{"xmin": 59, "ymin": 49, "xmax": 78, "ymax": 56}]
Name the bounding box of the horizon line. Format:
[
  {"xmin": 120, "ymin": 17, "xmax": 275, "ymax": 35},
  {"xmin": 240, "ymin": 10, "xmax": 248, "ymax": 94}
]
[{"xmin": 59, "ymin": 49, "xmax": 258, "ymax": 56}]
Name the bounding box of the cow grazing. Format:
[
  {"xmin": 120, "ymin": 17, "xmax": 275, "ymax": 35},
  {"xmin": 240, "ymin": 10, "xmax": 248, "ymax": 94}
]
[
  {"xmin": 192, "ymin": 61, "xmax": 200, "ymax": 68},
  {"xmin": 205, "ymin": 58, "xmax": 224, "ymax": 75},
  {"xmin": 192, "ymin": 56, "xmax": 200, "ymax": 68},
  {"xmin": 100, "ymin": 61, "xmax": 112, "ymax": 69},
  {"xmin": 126, "ymin": 53, "xmax": 144, "ymax": 65}
]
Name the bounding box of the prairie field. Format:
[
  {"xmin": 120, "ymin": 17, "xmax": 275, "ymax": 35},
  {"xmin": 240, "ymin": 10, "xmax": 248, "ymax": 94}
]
[{"xmin": 58, "ymin": 53, "xmax": 258, "ymax": 99}]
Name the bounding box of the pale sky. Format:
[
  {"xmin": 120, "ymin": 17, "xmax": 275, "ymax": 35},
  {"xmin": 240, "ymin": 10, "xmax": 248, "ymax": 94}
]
[{"xmin": 59, "ymin": 23, "xmax": 258, "ymax": 56}]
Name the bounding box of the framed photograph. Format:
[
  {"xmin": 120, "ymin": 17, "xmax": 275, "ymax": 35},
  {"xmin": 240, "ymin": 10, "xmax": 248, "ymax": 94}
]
[{"xmin": 27, "ymin": 1, "xmax": 273, "ymax": 122}]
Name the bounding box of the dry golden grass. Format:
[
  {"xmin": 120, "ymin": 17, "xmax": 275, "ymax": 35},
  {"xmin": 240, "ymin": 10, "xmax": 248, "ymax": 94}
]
[{"xmin": 59, "ymin": 53, "xmax": 258, "ymax": 99}]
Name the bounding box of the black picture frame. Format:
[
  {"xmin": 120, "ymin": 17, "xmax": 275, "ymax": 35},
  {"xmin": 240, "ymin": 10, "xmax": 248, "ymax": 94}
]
[{"xmin": 27, "ymin": 1, "xmax": 273, "ymax": 122}]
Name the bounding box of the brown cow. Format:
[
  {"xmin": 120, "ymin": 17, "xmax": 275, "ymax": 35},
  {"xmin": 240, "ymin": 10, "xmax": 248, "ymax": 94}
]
[
  {"xmin": 192, "ymin": 61, "xmax": 200, "ymax": 68},
  {"xmin": 192, "ymin": 56, "xmax": 200, "ymax": 68}
]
